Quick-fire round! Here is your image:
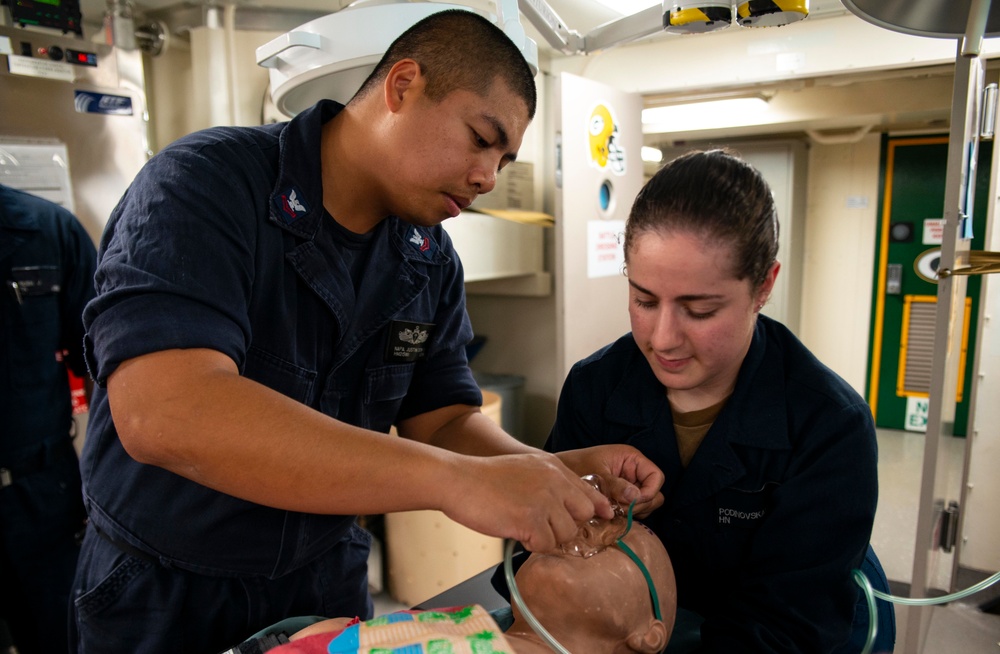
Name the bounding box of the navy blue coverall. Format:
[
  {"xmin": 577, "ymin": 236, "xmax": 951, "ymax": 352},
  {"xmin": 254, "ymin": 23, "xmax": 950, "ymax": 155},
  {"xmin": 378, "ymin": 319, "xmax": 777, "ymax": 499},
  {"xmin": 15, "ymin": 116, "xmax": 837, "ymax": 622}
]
[
  {"xmin": 547, "ymin": 316, "xmax": 894, "ymax": 653},
  {"xmin": 1, "ymin": 184, "xmax": 94, "ymax": 654},
  {"xmin": 73, "ymin": 100, "xmax": 482, "ymax": 653}
]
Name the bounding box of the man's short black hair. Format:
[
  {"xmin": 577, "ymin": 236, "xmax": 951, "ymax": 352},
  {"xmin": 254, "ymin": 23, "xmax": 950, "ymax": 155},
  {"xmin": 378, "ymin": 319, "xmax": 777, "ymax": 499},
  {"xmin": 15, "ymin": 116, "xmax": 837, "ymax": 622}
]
[{"xmin": 352, "ymin": 9, "xmax": 537, "ymax": 119}]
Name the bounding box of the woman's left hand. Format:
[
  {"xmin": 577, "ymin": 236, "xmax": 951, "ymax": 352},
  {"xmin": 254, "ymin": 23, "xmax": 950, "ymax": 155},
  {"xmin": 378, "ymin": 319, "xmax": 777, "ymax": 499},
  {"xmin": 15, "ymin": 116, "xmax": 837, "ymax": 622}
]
[{"xmin": 555, "ymin": 445, "xmax": 665, "ymax": 517}]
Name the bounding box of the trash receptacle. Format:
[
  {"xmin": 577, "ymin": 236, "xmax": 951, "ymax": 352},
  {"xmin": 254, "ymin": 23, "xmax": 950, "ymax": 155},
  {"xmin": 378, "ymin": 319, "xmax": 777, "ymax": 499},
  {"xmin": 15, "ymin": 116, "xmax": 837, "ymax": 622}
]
[
  {"xmin": 472, "ymin": 371, "xmax": 525, "ymax": 442},
  {"xmin": 385, "ymin": 391, "xmax": 504, "ymax": 606}
]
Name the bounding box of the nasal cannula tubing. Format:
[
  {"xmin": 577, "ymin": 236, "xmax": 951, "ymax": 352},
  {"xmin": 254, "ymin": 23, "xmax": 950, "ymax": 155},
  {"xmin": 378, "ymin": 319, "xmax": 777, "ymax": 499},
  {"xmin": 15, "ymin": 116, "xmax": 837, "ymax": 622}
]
[
  {"xmin": 504, "ymin": 538, "xmax": 572, "ymax": 654},
  {"xmin": 853, "ymin": 568, "xmax": 1000, "ymax": 654},
  {"xmin": 504, "ymin": 500, "xmax": 649, "ymax": 654}
]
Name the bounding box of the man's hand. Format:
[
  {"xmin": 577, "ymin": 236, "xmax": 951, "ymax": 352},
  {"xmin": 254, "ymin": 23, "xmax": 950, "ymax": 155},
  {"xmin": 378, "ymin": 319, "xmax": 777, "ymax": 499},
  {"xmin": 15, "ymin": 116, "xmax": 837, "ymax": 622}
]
[
  {"xmin": 555, "ymin": 445, "xmax": 665, "ymax": 517},
  {"xmin": 438, "ymin": 452, "xmax": 615, "ymax": 553}
]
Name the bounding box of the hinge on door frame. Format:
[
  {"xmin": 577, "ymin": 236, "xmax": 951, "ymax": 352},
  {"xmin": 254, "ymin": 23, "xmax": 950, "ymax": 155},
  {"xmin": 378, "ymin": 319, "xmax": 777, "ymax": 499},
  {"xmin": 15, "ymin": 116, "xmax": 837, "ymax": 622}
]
[
  {"xmin": 980, "ymin": 82, "xmax": 998, "ymax": 140},
  {"xmin": 936, "ymin": 499, "xmax": 961, "ymax": 553}
]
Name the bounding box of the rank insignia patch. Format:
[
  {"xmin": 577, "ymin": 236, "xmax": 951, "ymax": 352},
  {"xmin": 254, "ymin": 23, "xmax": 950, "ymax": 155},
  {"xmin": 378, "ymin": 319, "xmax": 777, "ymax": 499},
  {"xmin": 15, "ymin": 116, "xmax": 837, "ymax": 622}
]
[
  {"xmin": 274, "ymin": 186, "xmax": 309, "ymax": 224},
  {"xmin": 405, "ymin": 225, "xmax": 438, "ymax": 260}
]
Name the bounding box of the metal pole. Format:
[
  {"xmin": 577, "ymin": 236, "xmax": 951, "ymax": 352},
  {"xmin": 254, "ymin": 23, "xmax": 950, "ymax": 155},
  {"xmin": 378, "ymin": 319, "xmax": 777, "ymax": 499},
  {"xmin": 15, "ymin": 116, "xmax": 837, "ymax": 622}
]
[{"xmin": 900, "ymin": 39, "xmax": 984, "ymax": 654}]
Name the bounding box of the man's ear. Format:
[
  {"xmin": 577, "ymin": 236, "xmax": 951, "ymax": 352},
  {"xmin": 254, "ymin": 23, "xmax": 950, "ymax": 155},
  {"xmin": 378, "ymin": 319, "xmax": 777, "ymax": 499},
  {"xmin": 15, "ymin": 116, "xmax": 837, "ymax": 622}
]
[
  {"xmin": 625, "ymin": 619, "xmax": 669, "ymax": 654},
  {"xmin": 383, "ymin": 58, "xmax": 423, "ymax": 113}
]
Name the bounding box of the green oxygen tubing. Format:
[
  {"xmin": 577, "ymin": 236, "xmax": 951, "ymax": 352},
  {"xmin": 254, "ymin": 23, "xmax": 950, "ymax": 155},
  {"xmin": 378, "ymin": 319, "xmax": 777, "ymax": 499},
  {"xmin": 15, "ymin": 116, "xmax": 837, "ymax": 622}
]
[
  {"xmin": 503, "ymin": 501, "xmax": 659, "ymax": 654},
  {"xmin": 853, "ymin": 568, "xmax": 1000, "ymax": 654}
]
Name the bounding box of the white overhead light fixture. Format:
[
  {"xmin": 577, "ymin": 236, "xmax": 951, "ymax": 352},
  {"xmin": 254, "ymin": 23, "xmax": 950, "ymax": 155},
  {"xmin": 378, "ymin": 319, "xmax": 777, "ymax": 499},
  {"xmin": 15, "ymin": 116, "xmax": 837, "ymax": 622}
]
[
  {"xmin": 258, "ymin": 0, "xmax": 811, "ymax": 117},
  {"xmin": 257, "ymin": 0, "xmax": 537, "ymax": 116},
  {"xmin": 642, "ymin": 95, "xmax": 771, "ymax": 133},
  {"xmin": 641, "ymin": 146, "xmax": 664, "ymax": 163}
]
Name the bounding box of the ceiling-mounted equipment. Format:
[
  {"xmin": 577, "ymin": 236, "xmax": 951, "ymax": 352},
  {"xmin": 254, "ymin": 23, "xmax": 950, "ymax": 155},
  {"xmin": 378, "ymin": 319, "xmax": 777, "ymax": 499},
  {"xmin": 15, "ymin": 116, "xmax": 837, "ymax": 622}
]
[
  {"xmin": 257, "ymin": 0, "xmax": 537, "ymax": 117},
  {"xmin": 736, "ymin": 0, "xmax": 809, "ymax": 28},
  {"xmin": 842, "ymin": 0, "xmax": 1000, "ymax": 40},
  {"xmin": 663, "ymin": 0, "xmax": 807, "ymax": 34},
  {"xmin": 664, "ymin": 2, "xmax": 733, "ymax": 34},
  {"xmin": 259, "ymin": 0, "xmax": 813, "ymax": 117}
]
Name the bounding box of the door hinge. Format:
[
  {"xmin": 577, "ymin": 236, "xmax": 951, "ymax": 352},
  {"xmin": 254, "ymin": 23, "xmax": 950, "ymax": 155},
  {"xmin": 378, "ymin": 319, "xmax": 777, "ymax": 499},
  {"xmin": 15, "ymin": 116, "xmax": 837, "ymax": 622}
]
[{"xmin": 937, "ymin": 499, "xmax": 961, "ymax": 553}]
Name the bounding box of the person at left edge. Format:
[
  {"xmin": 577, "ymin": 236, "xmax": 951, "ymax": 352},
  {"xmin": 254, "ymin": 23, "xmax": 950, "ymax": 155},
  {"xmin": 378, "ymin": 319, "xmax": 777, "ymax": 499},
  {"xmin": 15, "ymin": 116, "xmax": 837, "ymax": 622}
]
[
  {"xmin": 0, "ymin": 183, "xmax": 94, "ymax": 654},
  {"xmin": 72, "ymin": 10, "xmax": 665, "ymax": 654}
]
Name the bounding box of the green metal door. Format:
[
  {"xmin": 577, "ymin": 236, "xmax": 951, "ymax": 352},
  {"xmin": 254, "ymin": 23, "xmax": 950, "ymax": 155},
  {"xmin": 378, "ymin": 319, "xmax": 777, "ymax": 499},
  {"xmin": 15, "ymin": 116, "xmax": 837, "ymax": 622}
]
[{"xmin": 867, "ymin": 135, "xmax": 991, "ymax": 435}]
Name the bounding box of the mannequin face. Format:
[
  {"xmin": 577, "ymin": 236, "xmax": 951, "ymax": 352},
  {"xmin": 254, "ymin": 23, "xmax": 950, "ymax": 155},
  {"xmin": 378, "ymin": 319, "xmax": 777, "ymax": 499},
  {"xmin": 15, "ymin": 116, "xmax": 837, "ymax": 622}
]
[
  {"xmin": 557, "ymin": 474, "xmax": 629, "ymax": 558},
  {"xmin": 510, "ymin": 518, "xmax": 677, "ymax": 653}
]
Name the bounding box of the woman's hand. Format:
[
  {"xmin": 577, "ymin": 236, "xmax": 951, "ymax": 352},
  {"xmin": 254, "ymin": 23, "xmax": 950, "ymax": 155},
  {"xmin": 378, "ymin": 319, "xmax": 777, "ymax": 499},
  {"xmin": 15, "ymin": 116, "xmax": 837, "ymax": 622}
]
[{"xmin": 555, "ymin": 445, "xmax": 665, "ymax": 517}]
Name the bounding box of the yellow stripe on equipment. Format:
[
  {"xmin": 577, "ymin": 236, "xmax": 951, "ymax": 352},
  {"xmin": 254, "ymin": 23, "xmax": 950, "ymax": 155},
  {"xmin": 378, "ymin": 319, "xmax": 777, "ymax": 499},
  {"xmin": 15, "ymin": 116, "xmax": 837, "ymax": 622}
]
[
  {"xmin": 665, "ymin": 2, "xmax": 733, "ymax": 33},
  {"xmin": 736, "ymin": 0, "xmax": 809, "ymax": 27}
]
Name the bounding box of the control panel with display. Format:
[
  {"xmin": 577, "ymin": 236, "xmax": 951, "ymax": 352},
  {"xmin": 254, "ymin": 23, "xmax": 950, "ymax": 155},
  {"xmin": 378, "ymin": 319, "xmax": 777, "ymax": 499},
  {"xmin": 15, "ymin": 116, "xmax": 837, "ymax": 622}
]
[{"xmin": 5, "ymin": 0, "xmax": 83, "ymax": 36}]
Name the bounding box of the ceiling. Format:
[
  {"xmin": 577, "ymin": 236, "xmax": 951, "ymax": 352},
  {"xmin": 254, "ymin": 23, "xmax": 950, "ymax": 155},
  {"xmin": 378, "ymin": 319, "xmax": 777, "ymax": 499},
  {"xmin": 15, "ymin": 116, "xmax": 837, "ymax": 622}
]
[
  {"xmin": 79, "ymin": 0, "xmax": 849, "ymax": 49},
  {"xmin": 81, "ymin": 0, "xmax": 624, "ymax": 36},
  {"xmin": 69, "ymin": 0, "xmax": 961, "ymax": 146}
]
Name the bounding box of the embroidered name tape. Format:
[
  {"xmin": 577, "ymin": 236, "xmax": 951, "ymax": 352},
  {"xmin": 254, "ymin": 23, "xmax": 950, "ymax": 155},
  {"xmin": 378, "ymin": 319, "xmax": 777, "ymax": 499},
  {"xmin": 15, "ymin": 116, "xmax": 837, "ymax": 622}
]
[
  {"xmin": 385, "ymin": 320, "xmax": 436, "ymax": 362},
  {"xmin": 716, "ymin": 482, "xmax": 778, "ymax": 529},
  {"xmin": 10, "ymin": 266, "xmax": 60, "ymax": 296}
]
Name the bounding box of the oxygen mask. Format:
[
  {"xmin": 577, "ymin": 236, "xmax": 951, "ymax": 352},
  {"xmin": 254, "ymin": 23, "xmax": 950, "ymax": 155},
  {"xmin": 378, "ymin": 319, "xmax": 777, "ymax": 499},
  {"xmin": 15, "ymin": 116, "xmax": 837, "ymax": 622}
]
[{"xmin": 558, "ymin": 474, "xmax": 629, "ymax": 558}]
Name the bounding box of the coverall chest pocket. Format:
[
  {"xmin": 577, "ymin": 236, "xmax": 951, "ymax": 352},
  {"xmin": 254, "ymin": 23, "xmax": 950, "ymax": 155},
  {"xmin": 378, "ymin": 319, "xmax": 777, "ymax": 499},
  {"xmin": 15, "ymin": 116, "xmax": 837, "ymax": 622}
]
[
  {"xmin": 362, "ymin": 364, "xmax": 414, "ymax": 433},
  {"xmin": 244, "ymin": 346, "xmax": 317, "ymax": 406},
  {"xmin": 668, "ymin": 482, "xmax": 779, "ymax": 566},
  {"xmin": 710, "ymin": 482, "xmax": 780, "ymax": 558},
  {"xmin": 715, "ymin": 483, "xmax": 777, "ymax": 530},
  {"xmin": 6, "ymin": 266, "xmax": 61, "ymax": 389},
  {"xmin": 8, "ymin": 265, "xmax": 60, "ymax": 327}
]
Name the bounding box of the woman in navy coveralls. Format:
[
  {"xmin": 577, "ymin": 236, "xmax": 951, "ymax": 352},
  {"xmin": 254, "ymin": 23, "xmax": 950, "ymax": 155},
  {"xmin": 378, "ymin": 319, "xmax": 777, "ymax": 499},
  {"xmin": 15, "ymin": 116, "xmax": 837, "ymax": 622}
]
[{"xmin": 547, "ymin": 150, "xmax": 895, "ymax": 653}]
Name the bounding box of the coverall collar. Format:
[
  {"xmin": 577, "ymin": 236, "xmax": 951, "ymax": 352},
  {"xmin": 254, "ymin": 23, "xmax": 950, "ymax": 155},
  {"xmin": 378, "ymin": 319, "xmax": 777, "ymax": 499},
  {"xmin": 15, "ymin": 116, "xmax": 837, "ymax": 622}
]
[
  {"xmin": 604, "ymin": 320, "xmax": 793, "ymax": 507},
  {"xmin": 604, "ymin": 319, "xmax": 790, "ymax": 449},
  {"xmin": 266, "ymin": 100, "xmax": 450, "ymax": 267}
]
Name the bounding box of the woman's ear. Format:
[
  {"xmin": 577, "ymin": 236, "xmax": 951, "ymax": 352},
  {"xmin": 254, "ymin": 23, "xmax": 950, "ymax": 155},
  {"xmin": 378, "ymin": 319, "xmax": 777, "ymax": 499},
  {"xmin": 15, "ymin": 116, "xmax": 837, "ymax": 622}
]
[
  {"xmin": 758, "ymin": 260, "xmax": 781, "ymax": 304},
  {"xmin": 761, "ymin": 261, "xmax": 781, "ymax": 299},
  {"xmin": 625, "ymin": 618, "xmax": 669, "ymax": 653}
]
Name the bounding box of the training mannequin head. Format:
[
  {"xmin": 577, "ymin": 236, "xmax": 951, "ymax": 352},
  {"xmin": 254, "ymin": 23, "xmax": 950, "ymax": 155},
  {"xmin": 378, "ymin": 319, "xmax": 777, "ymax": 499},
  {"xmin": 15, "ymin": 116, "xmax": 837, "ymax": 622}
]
[
  {"xmin": 280, "ymin": 521, "xmax": 675, "ymax": 654},
  {"xmin": 279, "ymin": 477, "xmax": 675, "ymax": 654},
  {"xmin": 506, "ymin": 483, "xmax": 677, "ymax": 653}
]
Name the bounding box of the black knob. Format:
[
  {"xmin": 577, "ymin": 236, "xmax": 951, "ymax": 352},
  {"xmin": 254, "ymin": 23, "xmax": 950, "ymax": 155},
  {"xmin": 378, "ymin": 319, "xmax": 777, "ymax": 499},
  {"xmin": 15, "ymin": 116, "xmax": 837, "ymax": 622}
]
[{"xmin": 48, "ymin": 45, "xmax": 64, "ymax": 61}]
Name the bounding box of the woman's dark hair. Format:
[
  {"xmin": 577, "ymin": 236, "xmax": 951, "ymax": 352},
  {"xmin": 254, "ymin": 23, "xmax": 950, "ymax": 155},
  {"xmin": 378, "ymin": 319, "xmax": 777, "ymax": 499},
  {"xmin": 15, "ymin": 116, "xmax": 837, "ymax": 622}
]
[
  {"xmin": 624, "ymin": 148, "xmax": 779, "ymax": 290},
  {"xmin": 351, "ymin": 9, "xmax": 537, "ymax": 119}
]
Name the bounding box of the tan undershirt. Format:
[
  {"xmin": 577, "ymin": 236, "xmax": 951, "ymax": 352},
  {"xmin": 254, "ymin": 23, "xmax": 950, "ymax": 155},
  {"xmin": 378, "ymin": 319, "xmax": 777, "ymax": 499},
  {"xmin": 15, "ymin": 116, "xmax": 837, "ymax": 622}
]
[{"xmin": 671, "ymin": 395, "xmax": 730, "ymax": 467}]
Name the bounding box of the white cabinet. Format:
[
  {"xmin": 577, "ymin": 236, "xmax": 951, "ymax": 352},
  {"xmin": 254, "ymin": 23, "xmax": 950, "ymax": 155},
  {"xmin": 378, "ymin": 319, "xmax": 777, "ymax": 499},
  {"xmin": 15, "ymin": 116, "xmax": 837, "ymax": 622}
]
[{"xmin": 443, "ymin": 211, "xmax": 546, "ymax": 283}]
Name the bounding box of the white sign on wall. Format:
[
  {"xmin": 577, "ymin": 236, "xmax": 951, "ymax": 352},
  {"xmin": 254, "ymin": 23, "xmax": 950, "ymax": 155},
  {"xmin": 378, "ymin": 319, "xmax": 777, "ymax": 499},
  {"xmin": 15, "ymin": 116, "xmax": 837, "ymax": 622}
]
[
  {"xmin": 905, "ymin": 396, "xmax": 929, "ymax": 432},
  {"xmin": 0, "ymin": 141, "xmax": 75, "ymax": 211},
  {"xmin": 923, "ymin": 218, "xmax": 944, "ymax": 245},
  {"xmin": 587, "ymin": 220, "xmax": 625, "ymax": 279},
  {"xmin": 7, "ymin": 54, "xmax": 75, "ymax": 82}
]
